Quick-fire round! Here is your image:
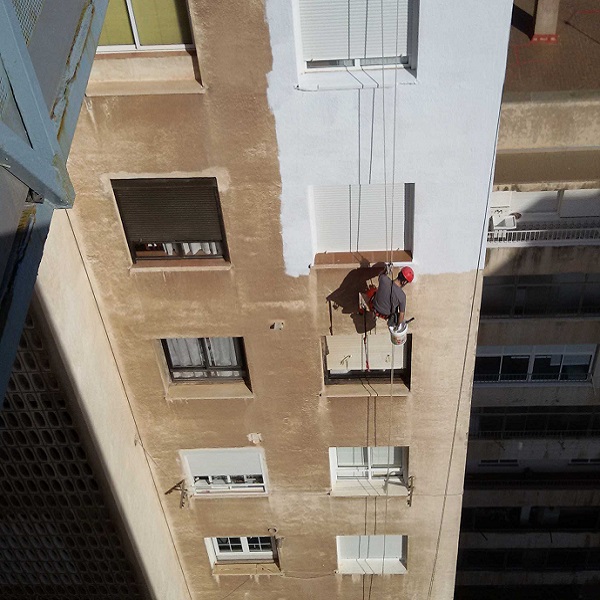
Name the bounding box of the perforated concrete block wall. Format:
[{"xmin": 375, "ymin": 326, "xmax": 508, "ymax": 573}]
[{"xmin": 0, "ymin": 311, "xmax": 148, "ymax": 599}]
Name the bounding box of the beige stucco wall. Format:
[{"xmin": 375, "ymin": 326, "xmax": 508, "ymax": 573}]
[{"xmin": 43, "ymin": 1, "xmax": 489, "ymax": 598}]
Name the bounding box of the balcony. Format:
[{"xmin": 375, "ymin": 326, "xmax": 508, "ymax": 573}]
[
  {"xmin": 487, "ymin": 189, "xmax": 600, "ymax": 248},
  {"xmin": 488, "ymin": 218, "xmax": 600, "ymax": 247}
]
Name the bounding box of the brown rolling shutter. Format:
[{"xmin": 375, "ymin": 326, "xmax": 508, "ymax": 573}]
[{"xmin": 112, "ymin": 178, "xmax": 224, "ymax": 244}]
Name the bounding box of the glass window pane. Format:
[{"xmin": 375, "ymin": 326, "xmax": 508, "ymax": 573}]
[
  {"xmin": 520, "ymin": 285, "xmax": 553, "ymax": 315},
  {"xmin": 481, "ymin": 284, "xmax": 514, "ymax": 316},
  {"xmin": 555, "ymin": 283, "xmax": 584, "ymax": 314},
  {"xmin": 131, "ymin": 0, "xmax": 193, "ymax": 45},
  {"xmin": 205, "ymin": 338, "xmax": 238, "ymax": 367},
  {"xmin": 99, "ymin": 0, "xmax": 135, "ymax": 46},
  {"xmin": 337, "ymin": 447, "xmax": 367, "ymax": 467},
  {"xmin": 532, "ymin": 355, "xmax": 561, "ymax": 380},
  {"xmin": 500, "ymin": 356, "xmax": 529, "ymax": 381},
  {"xmin": 475, "ymin": 356, "xmax": 501, "ymax": 382},
  {"xmin": 371, "ymin": 447, "xmax": 401, "ymax": 468},
  {"xmin": 561, "ymin": 354, "xmax": 592, "ymax": 381},
  {"xmin": 582, "ymin": 282, "xmax": 600, "ymax": 314}
]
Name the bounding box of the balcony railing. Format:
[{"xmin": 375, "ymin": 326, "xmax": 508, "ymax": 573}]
[{"xmin": 487, "ymin": 220, "xmax": 600, "ymax": 247}]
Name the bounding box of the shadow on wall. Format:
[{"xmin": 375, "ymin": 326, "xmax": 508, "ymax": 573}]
[
  {"xmin": 326, "ymin": 262, "xmax": 387, "ymax": 334},
  {"xmin": 512, "ymin": 2, "xmax": 535, "ymax": 39}
]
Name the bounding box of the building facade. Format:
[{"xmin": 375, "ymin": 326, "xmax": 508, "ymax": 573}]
[
  {"xmin": 26, "ymin": 1, "xmax": 513, "ymax": 599},
  {"xmin": 456, "ymin": 1, "xmax": 600, "ymax": 596}
]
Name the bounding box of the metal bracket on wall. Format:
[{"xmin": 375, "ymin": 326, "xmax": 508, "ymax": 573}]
[
  {"xmin": 406, "ymin": 475, "xmax": 415, "ymax": 507},
  {"xmin": 165, "ymin": 479, "xmax": 189, "ymax": 509},
  {"xmin": 0, "ymin": 0, "xmax": 75, "ymax": 208}
]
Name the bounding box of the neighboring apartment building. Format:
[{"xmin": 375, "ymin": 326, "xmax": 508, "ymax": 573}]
[
  {"xmin": 455, "ymin": 1, "xmax": 600, "ymax": 598},
  {"xmin": 4, "ymin": 1, "xmax": 514, "ymax": 599}
]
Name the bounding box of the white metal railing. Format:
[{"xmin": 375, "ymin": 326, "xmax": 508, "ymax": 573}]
[{"xmin": 487, "ymin": 221, "xmax": 600, "ymax": 247}]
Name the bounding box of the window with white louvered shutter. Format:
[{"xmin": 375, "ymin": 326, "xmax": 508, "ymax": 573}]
[{"xmin": 298, "ymin": 0, "xmax": 412, "ymax": 69}]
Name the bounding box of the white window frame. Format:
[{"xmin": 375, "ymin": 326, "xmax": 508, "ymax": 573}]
[
  {"xmin": 336, "ymin": 535, "xmax": 407, "ymax": 574},
  {"xmin": 475, "ymin": 345, "xmax": 597, "ymax": 384},
  {"xmin": 97, "ymin": 0, "xmax": 195, "ymax": 54},
  {"xmin": 180, "ymin": 448, "xmax": 268, "ymax": 497},
  {"xmin": 205, "ymin": 536, "xmax": 276, "ymax": 565},
  {"xmin": 329, "ymin": 447, "xmax": 408, "ymax": 496}
]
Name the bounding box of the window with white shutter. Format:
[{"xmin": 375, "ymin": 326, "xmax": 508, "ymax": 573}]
[
  {"xmin": 323, "ymin": 333, "xmax": 411, "ymax": 385},
  {"xmin": 181, "ymin": 448, "xmax": 268, "ymax": 496},
  {"xmin": 337, "ymin": 535, "xmax": 407, "ymax": 574},
  {"xmin": 312, "ymin": 184, "xmax": 412, "ymax": 254},
  {"xmin": 298, "ymin": 0, "xmax": 415, "ymax": 71}
]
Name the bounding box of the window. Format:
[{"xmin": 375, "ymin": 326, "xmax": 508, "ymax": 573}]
[
  {"xmin": 112, "ymin": 178, "xmax": 227, "ymax": 263},
  {"xmin": 162, "ymin": 338, "xmax": 246, "ymax": 382},
  {"xmin": 312, "ymin": 184, "xmax": 412, "ymax": 254},
  {"xmin": 98, "ymin": 0, "xmax": 193, "ymax": 51},
  {"xmin": 470, "ymin": 406, "xmax": 600, "ymax": 440},
  {"xmin": 206, "ymin": 536, "xmax": 276, "ymax": 564},
  {"xmin": 297, "ymin": 0, "xmax": 416, "ymax": 71},
  {"xmin": 474, "ymin": 345, "xmax": 596, "ymax": 383},
  {"xmin": 180, "ymin": 448, "xmax": 268, "ymax": 496},
  {"xmin": 337, "ymin": 535, "xmax": 407, "ymax": 574},
  {"xmin": 323, "ymin": 333, "xmax": 411, "ymax": 385},
  {"xmin": 330, "ymin": 447, "xmax": 408, "ymax": 495},
  {"xmin": 481, "ymin": 273, "xmax": 600, "ymax": 318}
]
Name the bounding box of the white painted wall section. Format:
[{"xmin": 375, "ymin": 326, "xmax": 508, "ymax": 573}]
[{"xmin": 266, "ymin": 0, "xmax": 513, "ymax": 276}]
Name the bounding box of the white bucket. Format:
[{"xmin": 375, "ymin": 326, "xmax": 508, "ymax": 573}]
[{"xmin": 389, "ymin": 321, "xmax": 408, "ymax": 346}]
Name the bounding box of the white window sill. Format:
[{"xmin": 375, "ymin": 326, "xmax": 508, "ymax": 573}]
[
  {"xmin": 212, "ymin": 562, "xmax": 281, "ymax": 576},
  {"xmin": 297, "ymin": 67, "xmax": 416, "ymax": 91},
  {"xmin": 337, "ymin": 559, "xmax": 406, "ymax": 575},
  {"xmin": 324, "ymin": 381, "xmax": 409, "ymax": 398},
  {"xmin": 87, "ymin": 51, "xmax": 203, "ymax": 96},
  {"xmin": 191, "ymin": 489, "xmax": 268, "ymax": 499},
  {"xmin": 331, "ymin": 479, "xmax": 408, "ymax": 497},
  {"xmin": 166, "ymin": 381, "xmax": 253, "ymax": 401}
]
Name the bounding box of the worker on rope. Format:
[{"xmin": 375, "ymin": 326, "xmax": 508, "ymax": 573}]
[{"xmin": 365, "ymin": 264, "xmax": 414, "ymax": 328}]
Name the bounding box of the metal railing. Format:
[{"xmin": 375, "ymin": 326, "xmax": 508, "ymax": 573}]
[{"xmin": 487, "ymin": 221, "xmax": 600, "ymax": 247}]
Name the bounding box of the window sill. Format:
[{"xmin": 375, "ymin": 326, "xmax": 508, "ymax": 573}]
[
  {"xmin": 324, "ymin": 381, "xmax": 409, "ymax": 398},
  {"xmin": 191, "ymin": 490, "xmax": 268, "ymax": 499},
  {"xmin": 331, "ymin": 479, "xmax": 408, "ymax": 497},
  {"xmin": 129, "ymin": 259, "xmax": 232, "ymax": 273},
  {"xmin": 298, "ymin": 67, "xmax": 416, "ymax": 91},
  {"xmin": 212, "ymin": 563, "xmax": 281, "ymax": 576},
  {"xmin": 313, "ymin": 251, "xmax": 412, "ymax": 270},
  {"xmin": 337, "ymin": 559, "xmax": 406, "ymax": 575},
  {"xmin": 166, "ymin": 381, "xmax": 253, "ymax": 401},
  {"xmin": 87, "ymin": 51, "xmax": 203, "ymax": 96}
]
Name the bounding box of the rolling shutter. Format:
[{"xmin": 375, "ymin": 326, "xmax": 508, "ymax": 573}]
[
  {"xmin": 299, "ymin": 0, "xmax": 410, "ymax": 62},
  {"xmin": 181, "ymin": 448, "xmax": 263, "ymax": 478},
  {"xmin": 313, "ymin": 184, "xmax": 406, "ymax": 253},
  {"xmin": 112, "ymin": 178, "xmax": 224, "ymax": 244}
]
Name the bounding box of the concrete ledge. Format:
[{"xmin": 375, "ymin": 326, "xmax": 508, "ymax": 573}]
[
  {"xmin": 313, "ymin": 251, "xmax": 412, "ymax": 269},
  {"xmin": 331, "ymin": 480, "xmax": 409, "ymax": 497},
  {"xmin": 166, "ymin": 381, "xmax": 253, "ymax": 401},
  {"xmin": 87, "ymin": 51, "xmax": 203, "ymax": 97},
  {"xmin": 129, "ymin": 260, "xmax": 232, "ymax": 273},
  {"xmin": 324, "ymin": 381, "xmax": 409, "ymax": 398}
]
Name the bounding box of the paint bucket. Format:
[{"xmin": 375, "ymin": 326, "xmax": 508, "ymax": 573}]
[{"xmin": 389, "ymin": 321, "xmax": 408, "ymax": 346}]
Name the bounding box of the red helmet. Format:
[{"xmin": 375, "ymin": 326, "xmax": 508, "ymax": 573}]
[{"xmin": 399, "ymin": 266, "xmax": 414, "ymax": 283}]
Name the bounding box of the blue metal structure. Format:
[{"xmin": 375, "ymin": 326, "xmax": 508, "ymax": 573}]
[{"xmin": 0, "ymin": 0, "xmax": 108, "ymax": 402}]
